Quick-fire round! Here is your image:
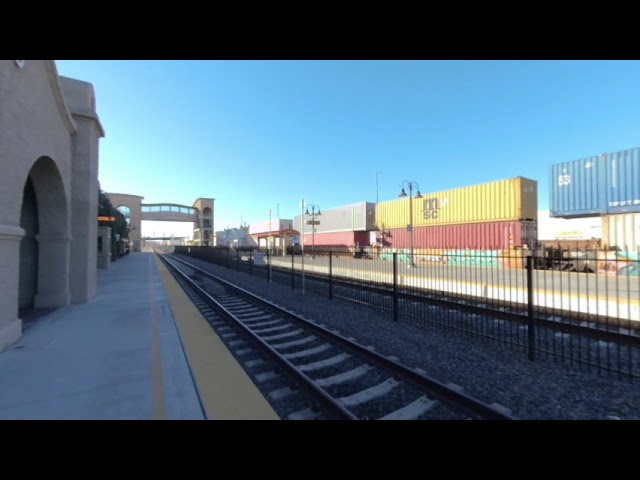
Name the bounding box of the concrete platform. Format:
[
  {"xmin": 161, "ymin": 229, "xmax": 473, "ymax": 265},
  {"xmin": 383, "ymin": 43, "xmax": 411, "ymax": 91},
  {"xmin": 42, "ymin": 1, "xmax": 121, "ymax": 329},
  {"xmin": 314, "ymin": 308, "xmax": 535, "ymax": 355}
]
[{"xmin": 0, "ymin": 252, "xmax": 279, "ymax": 420}]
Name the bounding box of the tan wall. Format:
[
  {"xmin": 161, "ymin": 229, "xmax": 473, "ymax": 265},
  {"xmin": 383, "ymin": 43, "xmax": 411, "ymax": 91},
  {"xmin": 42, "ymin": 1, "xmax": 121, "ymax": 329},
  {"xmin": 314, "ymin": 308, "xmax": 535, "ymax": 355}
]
[
  {"xmin": 193, "ymin": 198, "xmax": 214, "ymax": 246},
  {"xmin": 60, "ymin": 76, "xmax": 104, "ymax": 302},
  {"xmin": 107, "ymin": 193, "xmax": 143, "ymax": 251},
  {"xmin": 0, "ymin": 60, "xmax": 103, "ymax": 353}
]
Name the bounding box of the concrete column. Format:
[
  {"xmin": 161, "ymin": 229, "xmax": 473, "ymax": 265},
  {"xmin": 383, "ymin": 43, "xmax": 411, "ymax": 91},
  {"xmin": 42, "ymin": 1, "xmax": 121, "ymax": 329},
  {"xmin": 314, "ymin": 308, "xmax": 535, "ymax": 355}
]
[
  {"xmin": 68, "ymin": 118, "xmax": 99, "ymax": 302},
  {"xmin": 59, "ymin": 76, "xmax": 104, "ymax": 303},
  {"xmin": 0, "ymin": 225, "xmax": 25, "ymax": 352},
  {"xmin": 34, "ymin": 234, "xmax": 71, "ymax": 308},
  {"xmin": 97, "ymin": 226, "xmax": 111, "ymax": 269}
]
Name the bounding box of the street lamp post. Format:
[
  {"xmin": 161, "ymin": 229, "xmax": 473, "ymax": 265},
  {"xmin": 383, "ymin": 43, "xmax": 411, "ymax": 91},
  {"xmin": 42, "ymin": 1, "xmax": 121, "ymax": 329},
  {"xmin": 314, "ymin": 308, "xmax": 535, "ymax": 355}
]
[
  {"xmin": 398, "ymin": 180, "xmax": 422, "ymax": 267},
  {"xmin": 305, "ymin": 204, "xmax": 321, "ymax": 259}
]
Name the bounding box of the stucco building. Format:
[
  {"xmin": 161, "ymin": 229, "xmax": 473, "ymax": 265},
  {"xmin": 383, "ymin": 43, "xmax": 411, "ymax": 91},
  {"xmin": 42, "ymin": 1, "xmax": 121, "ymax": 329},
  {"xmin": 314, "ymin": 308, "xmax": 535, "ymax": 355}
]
[{"xmin": 0, "ymin": 60, "xmax": 104, "ymax": 353}]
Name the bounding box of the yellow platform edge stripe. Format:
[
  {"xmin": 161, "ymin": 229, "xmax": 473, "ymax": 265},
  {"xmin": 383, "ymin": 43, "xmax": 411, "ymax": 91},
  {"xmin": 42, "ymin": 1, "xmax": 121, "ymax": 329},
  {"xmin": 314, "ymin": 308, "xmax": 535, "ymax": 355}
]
[{"xmin": 153, "ymin": 254, "xmax": 280, "ymax": 420}]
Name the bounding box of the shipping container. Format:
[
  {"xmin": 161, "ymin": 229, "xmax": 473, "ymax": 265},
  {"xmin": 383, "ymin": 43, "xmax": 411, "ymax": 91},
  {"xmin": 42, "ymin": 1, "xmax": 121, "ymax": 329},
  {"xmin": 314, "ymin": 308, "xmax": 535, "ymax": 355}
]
[
  {"xmin": 605, "ymin": 148, "xmax": 640, "ymax": 214},
  {"xmin": 294, "ymin": 202, "xmax": 376, "ymax": 234},
  {"xmin": 537, "ymin": 210, "xmax": 602, "ymax": 240},
  {"xmin": 603, "ymin": 213, "xmax": 640, "ymax": 251},
  {"xmin": 549, "ymin": 154, "xmax": 605, "ymax": 218},
  {"xmin": 249, "ymin": 219, "xmax": 293, "ymax": 235},
  {"xmin": 375, "ymin": 177, "xmax": 537, "ymax": 230},
  {"xmin": 301, "ymin": 231, "xmax": 371, "ymax": 250},
  {"xmin": 373, "ymin": 220, "xmax": 537, "ymax": 251},
  {"xmin": 550, "ymin": 147, "xmax": 640, "ymax": 217}
]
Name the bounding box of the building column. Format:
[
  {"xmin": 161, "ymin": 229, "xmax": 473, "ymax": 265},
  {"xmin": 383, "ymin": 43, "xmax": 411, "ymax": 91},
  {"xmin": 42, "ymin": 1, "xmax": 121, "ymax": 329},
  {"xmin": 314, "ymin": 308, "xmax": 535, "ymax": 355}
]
[
  {"xmin": 0, "ymin": 225, "xmax": 25, "ymax": 352},
  {"xmin": 34, "ymin": 234, "xmax": 71, "ymax": 308},
  {"xmin": 59, "ymin": 76, "xmax": 104, "ymax": 303},
  {"xmin": 97, "ymin": 226, "xmax": 111, "ymax": 269}
]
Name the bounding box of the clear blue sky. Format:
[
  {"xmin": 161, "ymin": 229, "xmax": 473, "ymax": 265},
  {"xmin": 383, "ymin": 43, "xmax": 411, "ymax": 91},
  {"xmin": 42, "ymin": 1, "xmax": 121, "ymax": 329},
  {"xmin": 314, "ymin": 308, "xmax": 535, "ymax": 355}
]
[{"xmin": 55, "ymin": 60, "xmax": 640, "ymax": 237}]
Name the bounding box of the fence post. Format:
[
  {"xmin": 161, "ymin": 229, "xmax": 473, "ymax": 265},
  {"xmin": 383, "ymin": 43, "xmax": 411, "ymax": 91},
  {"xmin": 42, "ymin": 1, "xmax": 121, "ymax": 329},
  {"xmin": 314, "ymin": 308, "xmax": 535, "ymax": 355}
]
[
  {"xmin": 526, "ymin": 255, "xmax": 536, "ymax": 361},
  {"xmin": 393, "ymin": 252, "xmax": 399, "ymax": 322},
  {"xmin": 291, "ymin": 252, "xmax": 295, "ymax": 290},
  {"xmin": 301, "ymin": 249, "xmax": 305, "ymax": 294},
  {"xmin": 329, "ymin": 251, "xmax": 333, "ymax": 300},
  {"xmin": 249, "ymin": 251, "xmax": 253, "ymax": 276},
  {"xmin": 268, "ymin": 249, "xmax": 272, "ymax": 283},
  {"xmin": 236, "ymin": 249, "xmax": 240, "ymax": 272}
]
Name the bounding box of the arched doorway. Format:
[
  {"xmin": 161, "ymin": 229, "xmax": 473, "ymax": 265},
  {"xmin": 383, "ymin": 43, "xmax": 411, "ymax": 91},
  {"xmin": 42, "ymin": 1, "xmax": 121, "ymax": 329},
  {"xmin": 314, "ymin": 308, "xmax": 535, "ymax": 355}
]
[
  {"xmin": 116, "ymin": 205, "xmax": 131, "ymax": 227},
  {"xmin": 18, "ymin": 177, "xmax": 39, "ymax": 310},
  {"xmin": 18, "ymin": 156, "xmax": 70, "ymax": 315}
]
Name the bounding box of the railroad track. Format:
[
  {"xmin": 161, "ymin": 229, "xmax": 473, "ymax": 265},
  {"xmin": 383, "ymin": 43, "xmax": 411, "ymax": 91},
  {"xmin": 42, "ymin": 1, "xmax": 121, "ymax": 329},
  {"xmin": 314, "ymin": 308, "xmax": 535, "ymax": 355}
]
[
  {"xmin": 238, "ymin": 258, "xmax": 640, "ymax": 343},
  {"xmin": 158, "ymin": 253, "xmax": 515, "ymax": 420}
]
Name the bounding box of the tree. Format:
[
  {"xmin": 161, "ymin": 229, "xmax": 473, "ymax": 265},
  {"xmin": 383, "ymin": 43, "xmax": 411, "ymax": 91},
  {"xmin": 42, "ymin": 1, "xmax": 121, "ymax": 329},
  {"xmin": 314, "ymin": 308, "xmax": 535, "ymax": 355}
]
[{"xmin": 97, "ymin": 189, "xmax": 130, "ymax": 259}]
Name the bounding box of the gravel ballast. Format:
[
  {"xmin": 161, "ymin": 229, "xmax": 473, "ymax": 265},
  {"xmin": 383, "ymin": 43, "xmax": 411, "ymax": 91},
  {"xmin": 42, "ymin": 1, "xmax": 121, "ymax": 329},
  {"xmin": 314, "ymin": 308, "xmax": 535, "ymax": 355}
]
[{"xmin": 172, "ymin": 253, "xmax": 640, "ymax": 420}]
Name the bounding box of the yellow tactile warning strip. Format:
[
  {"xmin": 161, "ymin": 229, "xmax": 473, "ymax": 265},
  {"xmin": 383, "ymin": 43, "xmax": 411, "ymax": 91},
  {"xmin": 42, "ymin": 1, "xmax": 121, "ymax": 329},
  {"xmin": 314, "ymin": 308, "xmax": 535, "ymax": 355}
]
[
  {"xmin": 149, "ymin": 255, "xmax": 167, "ymax": 420},
  {"xmin": 153, "ymin": 255, "xmax": 280, "ymax": 420}
]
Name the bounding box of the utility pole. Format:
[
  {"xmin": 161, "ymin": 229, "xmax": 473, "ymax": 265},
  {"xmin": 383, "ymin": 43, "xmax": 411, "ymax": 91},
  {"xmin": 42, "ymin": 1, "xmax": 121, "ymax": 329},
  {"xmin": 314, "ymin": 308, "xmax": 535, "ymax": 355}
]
[
  {"xmin": 301, "ymin": 198, "xmax": 305, "ymax": 293},
  {"xmin": 268, "ymin": 209, "xmax": 272, "ymax": 255}
]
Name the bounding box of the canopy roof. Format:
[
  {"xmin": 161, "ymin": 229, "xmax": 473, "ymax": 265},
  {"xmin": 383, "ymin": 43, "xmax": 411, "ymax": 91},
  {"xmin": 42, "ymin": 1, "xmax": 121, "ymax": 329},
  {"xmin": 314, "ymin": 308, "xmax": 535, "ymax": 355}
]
[{"xmin": 249, "ymin": 228, "xmax": 299, "ymax": 239}]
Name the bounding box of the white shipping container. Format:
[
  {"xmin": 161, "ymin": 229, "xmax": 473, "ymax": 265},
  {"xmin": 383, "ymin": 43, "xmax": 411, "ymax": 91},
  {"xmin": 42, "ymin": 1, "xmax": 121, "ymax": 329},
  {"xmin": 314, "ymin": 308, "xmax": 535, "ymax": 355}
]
[
  {"xmin": 537, "ymin": 210, "xmax": 602, "ymax": 241},
  {"xmin": 606, "ymin": 213, "xmax": 640, "ymax": 251},
  {"xmin": 294, "ymin": 202, "xmax": 376, "ymax": 234}
]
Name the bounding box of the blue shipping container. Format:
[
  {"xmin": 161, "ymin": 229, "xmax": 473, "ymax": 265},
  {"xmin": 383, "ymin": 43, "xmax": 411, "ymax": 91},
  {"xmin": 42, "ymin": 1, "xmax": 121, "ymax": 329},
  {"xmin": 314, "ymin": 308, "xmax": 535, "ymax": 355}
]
[
  {"xmin": 549, "ymin": 154, "xmax": 606, "ymax": 218},
  {"xmin": 605, "ymin": 148, "xmax": 640, "ymax": 214}
]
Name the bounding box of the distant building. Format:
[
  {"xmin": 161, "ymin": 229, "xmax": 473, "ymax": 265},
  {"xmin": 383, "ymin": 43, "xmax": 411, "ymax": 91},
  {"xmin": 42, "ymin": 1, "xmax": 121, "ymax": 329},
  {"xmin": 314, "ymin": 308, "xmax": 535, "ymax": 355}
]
[
  {"xmin": 106, "ymin": 195, "xmax": 215, "ymax": 250},
  {"xmin": 248, "ymin": 219, "xmax": 297, "ymax": 252},
  {"xmin": 214, "ymin": 226, "xmax": 254, "ymax": 247}
]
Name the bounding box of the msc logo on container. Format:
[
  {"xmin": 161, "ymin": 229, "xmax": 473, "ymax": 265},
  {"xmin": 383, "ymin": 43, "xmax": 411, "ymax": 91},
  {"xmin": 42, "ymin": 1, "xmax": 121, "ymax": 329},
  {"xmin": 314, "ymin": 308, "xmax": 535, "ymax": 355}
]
[{"xmin": 422, "ymin": 198, "xmax": 448, "ymax": 220}]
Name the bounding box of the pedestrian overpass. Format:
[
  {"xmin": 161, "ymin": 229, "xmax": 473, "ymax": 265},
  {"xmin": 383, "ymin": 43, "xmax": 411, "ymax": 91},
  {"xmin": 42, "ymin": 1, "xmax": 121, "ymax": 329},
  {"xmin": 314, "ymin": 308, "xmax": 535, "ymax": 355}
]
[{"xmin": 106, "ymin": 194, "xmax": 214, "ymax": 251}]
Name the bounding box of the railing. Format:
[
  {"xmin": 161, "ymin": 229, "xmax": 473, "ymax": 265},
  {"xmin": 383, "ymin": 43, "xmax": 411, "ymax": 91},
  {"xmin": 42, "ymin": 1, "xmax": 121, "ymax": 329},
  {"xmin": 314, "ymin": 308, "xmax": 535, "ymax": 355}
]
[{"xmin": 173, "ymin": 245, "xmax": 640, "ymax": 381}]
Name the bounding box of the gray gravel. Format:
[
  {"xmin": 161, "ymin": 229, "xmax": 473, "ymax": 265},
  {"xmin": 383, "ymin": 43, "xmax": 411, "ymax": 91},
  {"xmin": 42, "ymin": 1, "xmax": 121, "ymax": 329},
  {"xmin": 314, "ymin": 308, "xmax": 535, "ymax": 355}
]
[{"xmin": 173, "ymin": 253, "xmax": 640, "ymax": 420}]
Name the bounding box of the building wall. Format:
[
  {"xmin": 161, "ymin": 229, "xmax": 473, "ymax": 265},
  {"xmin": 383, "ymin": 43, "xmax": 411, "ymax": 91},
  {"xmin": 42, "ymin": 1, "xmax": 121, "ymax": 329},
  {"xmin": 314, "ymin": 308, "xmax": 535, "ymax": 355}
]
[
  {"xmin": 108, "ymin": 193, "xmax": 144, "ymax": 251},
  {"xmin": 193, "ymin": 198, "xmax": 214, "ymax": 246},
  {"xmin": 60, "ymin": 76, "xmax": 104, "ymax": 302},
  {"xmin": 249, "ymin": 219, "xmax": 293, "ymax": 235},
  {"xmin": 0, "ymin": 60, "xmax": 104, "ymax": 353}
]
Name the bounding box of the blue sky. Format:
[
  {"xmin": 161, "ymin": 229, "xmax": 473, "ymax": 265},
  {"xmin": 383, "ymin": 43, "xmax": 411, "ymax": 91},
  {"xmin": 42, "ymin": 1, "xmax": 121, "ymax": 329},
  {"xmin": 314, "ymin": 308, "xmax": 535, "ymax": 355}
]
[{"xmin": 55, "ymin": 60, "xmax": 640, "ymax": 238}]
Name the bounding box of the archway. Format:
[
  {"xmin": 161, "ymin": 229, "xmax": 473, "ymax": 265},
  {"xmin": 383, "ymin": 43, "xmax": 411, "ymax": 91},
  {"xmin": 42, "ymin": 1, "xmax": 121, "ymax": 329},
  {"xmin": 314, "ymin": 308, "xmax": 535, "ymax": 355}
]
[
  {"xmin": 116, "ymin": 205, "xmax": 131, "ymax": 227},
  {"xmin": 18, "ymin": 177, "xmax": 39, "ymax": 310},
  {"xmin": 18, "ymin": 156, "xmax": 70, "ymax": 314}
]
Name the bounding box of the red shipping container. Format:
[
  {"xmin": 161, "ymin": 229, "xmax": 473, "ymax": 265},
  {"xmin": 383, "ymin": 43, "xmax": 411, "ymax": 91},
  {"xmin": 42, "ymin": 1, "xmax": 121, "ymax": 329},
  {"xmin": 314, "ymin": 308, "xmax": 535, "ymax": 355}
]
[
  {"xmin": 374, "ymin": 220, "xmax": 537, "ymax": 251},
  {"xmin": 302, "ymin": 231, "xmax": 371, "ymax": 249}
]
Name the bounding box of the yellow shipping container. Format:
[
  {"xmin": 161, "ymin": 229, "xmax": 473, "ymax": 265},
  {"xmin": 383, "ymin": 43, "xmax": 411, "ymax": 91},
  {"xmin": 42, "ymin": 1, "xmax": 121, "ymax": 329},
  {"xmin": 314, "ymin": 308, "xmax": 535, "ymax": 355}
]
[
  {"xmin": 375, "ymin": 177, "xmax": 537, "ymax": 229},
  {"xmin": 603, "ymin": 213, "xmax": 640, "ymax": 251}
]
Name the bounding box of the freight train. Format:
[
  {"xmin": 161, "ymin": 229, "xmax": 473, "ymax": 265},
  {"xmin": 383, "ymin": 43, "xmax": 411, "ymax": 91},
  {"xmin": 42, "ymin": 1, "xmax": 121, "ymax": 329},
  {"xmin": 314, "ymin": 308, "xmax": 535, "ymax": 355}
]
[
  {"xmin": 290, "ymin": 177, "xmax": 539, "ymax": 268},
  {"xmin": 243, "ymin": 147, "xmax": 639, "ymax": 273}
]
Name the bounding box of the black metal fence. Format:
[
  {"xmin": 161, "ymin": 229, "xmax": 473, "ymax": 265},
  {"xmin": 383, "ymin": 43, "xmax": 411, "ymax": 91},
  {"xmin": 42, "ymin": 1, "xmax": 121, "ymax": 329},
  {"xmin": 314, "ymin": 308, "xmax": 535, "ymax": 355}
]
[{"xmin": 174, "ymin": 245, "xmax": 640, "ymax": 381}]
